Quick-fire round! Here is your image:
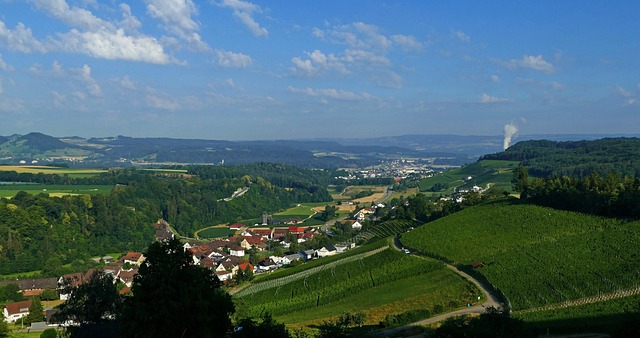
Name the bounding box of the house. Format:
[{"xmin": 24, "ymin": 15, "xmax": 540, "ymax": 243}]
[
  {"xmin": 237, "ymin": 262, "xmax": 254, "ymax": 273},
  {"xmin": 0, "ymin": 278, "xmax": 57, "ymax": 297},
  {"xmin": 342, "ymin": 220, "xmax": 362, "ymax": 230},
  {"xmin": 3, "ymin": 300, "xmax": 32, "ymax": 323},
  {"xmin": 284, "ymin": 253, "xmax": 303, "ymax": 263},
  {"xmin": 334, "ymin": 243, "xmax": 351, "ymax": 253},
  {"xmin": 302, "ymin": 249, "xmax": 316, "ymax": 260},
  {"xmin": 256, "ymin": 258, "xmax": 278, "ymax": 272},
  {"xmin": 122, "ymin": 252, "xmax": 145, "ymax": 266},
  {"xmin": 229, "ymin": 223, "xmax": 244, "ymax": 231},
  {"xmin": 118, "ymin": 268, "xmax": 138, "ymax": 288},
  {"xmin": 58, "ymin": 269, "xmax": 96, "ymax": 300},
  {"xmin": 215, "ymin": 271, "xmax": 233, "ymax": 282},
  {"xmin": 229, "ymin": 245, "xmax": 245, "ymax": 257},
  {"xmin": 288, "ymin": 226, "xmax": 305, "ymax": 235},
  {"xmin": 316, "ymin": 245, "xmax": 337, "ymax": 258}
]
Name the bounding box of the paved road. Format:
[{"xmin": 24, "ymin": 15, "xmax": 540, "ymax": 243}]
[{"xmin": 375, "ymin": 238, "xmax": 504, "ymax": 336}]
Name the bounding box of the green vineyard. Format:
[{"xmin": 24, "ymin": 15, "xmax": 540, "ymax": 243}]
[
  {"xmin": 401, "ymin": 199, "xmax": 640, "ymax": 311},
  {"xmin": 235, "ymin": 247, "xmax": 481, "ymax": 324}
]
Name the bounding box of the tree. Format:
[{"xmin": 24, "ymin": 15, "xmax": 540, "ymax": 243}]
[
  {"xmin": 512, "ymin": 164, "xmax": 530, "ymax": 199},
  {"xmin": 24, "ymin": 298, "xmax": 44, "ymax": 325},
  {"xmin": 121, "ymin": 238, "xmax": 234, "ymax": 338},
  {"xmin": 40, "ymin": 328, "xmax": 58, "ymax": 338},
  {"xmin": 53, "ymin": 270, "xmax": 121, "ymax": 325},
  {"xmin": 0, "ymin": 312, "xmax": 9, "ymax": 337},
  {"xmin": 231, "ymin": 313, "xmax": 290, "ymax": 338}
]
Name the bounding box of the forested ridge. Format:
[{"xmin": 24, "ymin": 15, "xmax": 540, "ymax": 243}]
[
  {"xmin": 481, "ymin": 137, "xmax": 640, "ymax": 178},
  {"xmin": 0, "ymin": 164, "xmax": 333, "ymax": 275}
]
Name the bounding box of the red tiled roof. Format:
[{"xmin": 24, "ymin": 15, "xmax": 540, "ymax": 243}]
[
  {"xmin": 4, "ymin": 300, "xmax": 32, "ymax": 316},
  {"xmin": 122, "ymin": 252, "xmax": 143, "ymax": 261}
]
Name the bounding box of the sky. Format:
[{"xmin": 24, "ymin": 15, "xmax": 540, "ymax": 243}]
[{"xmin": 0, "ymin": 1, "xmax": 638, "ymax": 140}]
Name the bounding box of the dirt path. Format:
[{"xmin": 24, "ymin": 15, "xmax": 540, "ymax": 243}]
[{"xmin": 375, "ymin": 238, "xmax": 504, "ymax": 336}]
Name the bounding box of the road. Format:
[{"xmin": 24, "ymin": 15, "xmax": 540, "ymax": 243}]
[{"xmin": 375, "ymin": 237, "xmax": 504, "ymax": 336}]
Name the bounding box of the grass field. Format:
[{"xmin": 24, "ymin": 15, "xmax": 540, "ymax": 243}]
[
  {"xmin": 0, "ymin": 184, "xmax": 113, "ymax": 198},
  {"xmin": 418, "ymin": 160, "xmax": 519, "ymax": 194},
  {"xmin": 198, "ymin": 227, "xmax": 235, "ymax": 239},
  {"xmin": 401, "ymin": 199, "xmax": 640, "ymax": 312}
]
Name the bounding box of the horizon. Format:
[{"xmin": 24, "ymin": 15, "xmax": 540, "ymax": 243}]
[{"xmin": 0, "ymin": 1, "xmax": 638, "ymax": 140}]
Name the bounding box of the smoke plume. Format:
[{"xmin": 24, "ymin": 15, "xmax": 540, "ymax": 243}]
[{"xmin": 503, "ymin": 123, "xmax": 518, "ymax": 150}]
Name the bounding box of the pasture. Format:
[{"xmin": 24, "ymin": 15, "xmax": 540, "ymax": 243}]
[{"xmin": 401, "ymin": 199, "xmax": 640, "ymax": 311}]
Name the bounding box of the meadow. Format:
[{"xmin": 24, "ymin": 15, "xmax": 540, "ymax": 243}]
[
  {"xmin": 401, "ymin": 199, "xmax": 640, "ymax": 311},
  {"xmin": 0, "ymin": 165, "xmax": 106, "ymax": 178},
  {"xmin": 418, "ymin": 160, "xmax": 519, "ymax": 194}
]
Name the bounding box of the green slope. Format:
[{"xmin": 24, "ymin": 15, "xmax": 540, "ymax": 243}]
[{"xmin": 401, "ymin": 199, "xmax": 640, "ymax": 311}]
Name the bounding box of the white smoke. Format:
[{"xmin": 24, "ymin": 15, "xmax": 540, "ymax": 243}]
[{"xmin": 503, "ymin": 123, "xmax": 518, "ymax": 150}]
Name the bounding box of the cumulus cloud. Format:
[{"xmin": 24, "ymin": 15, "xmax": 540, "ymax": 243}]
[
  {"xmin": 117, "ymin": 76, "xmax": 137, "ymax": 90},
  {"xmin": 313, "ymin": 22, "xmax": 396, "ymax": 51},
  {"xmin": 9, "ymin": 1, "xmax": 176, "ymax": 64},
  {"xmin": 451, "ymin": 29, "xmax": 470, "ymax": 42},
  {"xmin": 480, "ymin": 93, "xmax": 512, "ymax": 104},
  {"xmin": 391, "ymin": 34, "xmax": 423, "ymax": 51},
  {"xmin": 616, "ymin": 85, "xmax": 637, "ymax": 106},
  {"xmin": 288, "ymin": 86, "xmax": 375, "ymax": 101},
  {"xmin": 218, "ymin": 0, "xmax": 268, "ymax": 38},
  {"xmin": 291, "ymin": 50, "xmax": 347, "ymax": 76},
  {"xmin": 58, "ymin": 29, "xmax": 172, "ymax": 64},
  {"xmin": 502, "ymin": 55, "xmax": 555, "ymax": 72},
  {"xmin": 0, "ymin": 53, "xmax": 13, "ymax": 71},
  {"xmin": 343, "ymin": 49, "xmax": 390, "ymax": 65},
  {"xmin": 144, "ymin": 0, "xmax": 208, "ymax": 50},
  {"xmin": 215, "ymin": 50, "xmax": 252, "ymax": 68},
  {"xmin": 0, "ymin": 21, "xmax": 47, "ymax": 53},
  {"xmin": 30, "ymin": 61, "xmax": 102, "ymax": 98}
]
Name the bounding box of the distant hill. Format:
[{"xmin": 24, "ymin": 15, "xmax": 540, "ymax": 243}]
[
  {"xmin": 0, "ymin": 135, "xmax": 7, "ymax": 144},
  {"xmin": 480, "ymin": 137, "xmax": 640, "ymax": 177},
  {"xmin": 16, "ymin": 132, "xmax": 80, "ymax": 151}
]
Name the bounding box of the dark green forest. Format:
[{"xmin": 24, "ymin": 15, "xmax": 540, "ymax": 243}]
[
  {"xmin": 481, "ymin": 137, "xmax": 640, "ymax": 178},
  {"xmin": 0, "ymin": 164, "xmax": 333, "ymax": 275}
]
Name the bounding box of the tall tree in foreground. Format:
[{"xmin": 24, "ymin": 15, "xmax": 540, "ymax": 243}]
[
  {"xmin": 121, "ymin": 238, "xmax": 234, "ymax": 338},
  {"xmin": 53, "ymin": 270, "xmax": 122, "ymax": 325}
]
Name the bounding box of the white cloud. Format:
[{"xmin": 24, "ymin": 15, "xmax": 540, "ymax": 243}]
[
  {"xmin": 480, "ymin": 93, "xmax": 512, "ymax": 104},
  {"xmin": 146, "ymin": 94, "xmax": 179, "ymax": 110},
  {"xmin": 219, "ymin": 0, "xmax": 268, "ymax": 38},
  {"xmin": 616, "ymin": 85, "xmax": 637, "ymax": 106},
  {"xmin": 58, "ymin": 29, "xmax": 173, "ymax": 64},
  {"xmin": 503, "ymin": 55, "xmax": 555, "ymax": 72},
  {"xmin": 288, "ymin": 86, "xmax": 374, "ymax": 101},
  {"xmin": 144, "ymin": 0, "xmax": 208, "ymax": 50},
  {"xmin": 374, "ymin": 71, "xmax": 404, "ymax": 89},
  {"xmin": 30, "ymin": 0, "xmax": 112, "ymax": 31},
  {"xmin": 0, "ymin": 21, "xmax": 47, "ymax": 53},
  {"xmin": 343, "ymin": 49, "xmax": 390, "ymax": 65},
  {"xmin": 290, "ymin": 50, "xmax": 347, "ymax": 76},
  {"xmin": 314, "ymin": 22, "xmax": 392, "ymax": 51},
  {"xmin": 0, "ymin": 78, "xmax": 3, "ymax": 95},
  {"xmin": 451, "ymin": 29, "xmax": 470, "ymax": 42},
  {"xmin": 80, "ymin": 64, "xmax": 102, "ymax": 97},
  {"xmin": 391, "ymin": 34, "xmax": 423, "ymax": 51},
  {"xmin": 0, "ymin": 53, "xmax": 13, "ymax": 71},
  {"xmin": 215, "ymin": 50, "xmax": 252, "ymax": 68},
  {"xmin": 491, "ymin": 75, "xmax": 500, "ymax": 82},
  {"xmin": 117, "ymin": 76, "xmax": 136, "ymax": 90},
  {"xmin": 51, "ymin": 91, "xmax": 67, "ymax": 107},
  {"xmin": 550, "ymin": 81, "xmax": 565, "ymax": 90},
  {"xmin": 119, "ymin": 4, "xmax": 142, "ymax": 32}
]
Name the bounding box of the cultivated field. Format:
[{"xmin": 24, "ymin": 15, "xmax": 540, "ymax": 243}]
[
  {"xmin": 401, "ymin": 199, "xmax": 640, "ymax": 312},
  {"xmin": 0, "ymin": 165, "xmax": 107, "ymax": 177},
  {"xmin": 0, "ymin": 184, "xmax": 113, "ymax": 198},
  {"xmin": 236, "ymin": 245, "xmax": 481, "ymax": 328}
]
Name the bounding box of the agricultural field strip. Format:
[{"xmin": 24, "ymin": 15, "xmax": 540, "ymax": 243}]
[
  {"xmin": 514, "ymin": 284, "xmax": 640, "ymax": 314},
  {"xmin": 234, "ymin": 245, "xmax": 389, "ymax": 297}
]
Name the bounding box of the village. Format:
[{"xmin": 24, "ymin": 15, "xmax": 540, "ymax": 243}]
[{"xmin": 1, "ymin": 209, "xmax": 372, "ymax": 329}]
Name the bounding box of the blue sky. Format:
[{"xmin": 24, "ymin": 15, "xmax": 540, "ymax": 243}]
[{"xmin": 0, "ymin": 1, "xmax": 638, "ymax": 140}]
